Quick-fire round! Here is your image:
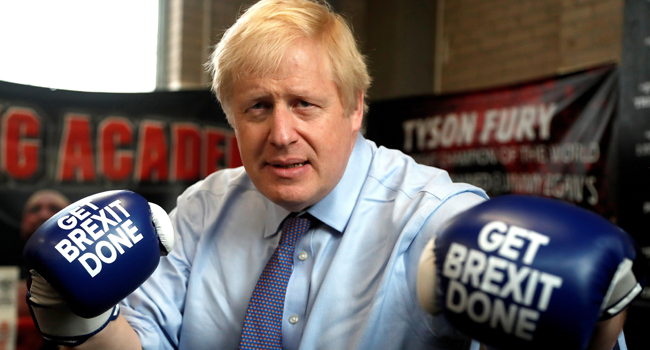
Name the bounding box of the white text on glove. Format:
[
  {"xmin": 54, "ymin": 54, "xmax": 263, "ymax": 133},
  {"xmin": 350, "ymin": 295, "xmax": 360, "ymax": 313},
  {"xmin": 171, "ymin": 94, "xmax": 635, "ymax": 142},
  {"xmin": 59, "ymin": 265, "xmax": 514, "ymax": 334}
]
[
  {"xmin": 442, "ymin": 221, "xmax": 562, "ymax": 341},
  {"xmin": 53, "ymin": 199, "xmax": 142, "ymax": 277}
]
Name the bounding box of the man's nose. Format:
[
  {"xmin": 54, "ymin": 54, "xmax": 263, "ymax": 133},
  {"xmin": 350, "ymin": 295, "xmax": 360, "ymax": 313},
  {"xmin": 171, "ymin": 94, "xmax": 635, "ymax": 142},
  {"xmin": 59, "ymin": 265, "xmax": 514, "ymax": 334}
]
[
  {"xmin": 38, "ymin": 210, "xmax": 52, "ymax": 220},
  {"xmin": 39, "ymin": 208, "xmax": 57, "ymax": 220},
  {"xmin": 268, "ymin": 105, "xmax": 298, "ymax": 147}
]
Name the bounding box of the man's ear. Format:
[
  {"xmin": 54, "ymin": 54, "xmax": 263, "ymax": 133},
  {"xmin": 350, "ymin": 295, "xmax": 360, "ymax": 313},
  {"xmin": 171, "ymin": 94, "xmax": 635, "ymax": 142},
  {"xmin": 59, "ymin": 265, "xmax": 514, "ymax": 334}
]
[
  {"xmin": 350, "ymin": 92, "xmax": 364, "ymax": 133},
  {"xmin": 223, "ymin": 104, "xmax": 236, "ymax": 130}
]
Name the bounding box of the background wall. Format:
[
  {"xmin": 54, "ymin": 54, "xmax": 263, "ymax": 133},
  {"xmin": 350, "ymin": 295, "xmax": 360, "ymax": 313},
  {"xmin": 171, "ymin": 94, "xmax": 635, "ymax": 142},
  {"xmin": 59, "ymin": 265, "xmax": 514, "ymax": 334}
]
[
  {"xmin": 439, "ymin": 0, "xmax": 622, "ymax": 93},
  {"xmin": 155, "ymin": 0, "xmax": 623, "ymax": 100}
]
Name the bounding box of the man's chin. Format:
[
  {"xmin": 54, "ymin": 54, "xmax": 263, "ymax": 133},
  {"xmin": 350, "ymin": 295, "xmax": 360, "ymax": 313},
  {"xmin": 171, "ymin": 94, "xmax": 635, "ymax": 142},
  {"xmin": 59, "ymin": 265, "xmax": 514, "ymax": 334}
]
[
  {"xmin": 265, "ymin": 190, "xmax": 319, "ymax": 213},
  {"xmin": 273, "ymin": 197, "xmax": 313, "ymax": 213},
  {"xmin": 253, "ymin": 178, "xmax": 326, "ymax": 212}
]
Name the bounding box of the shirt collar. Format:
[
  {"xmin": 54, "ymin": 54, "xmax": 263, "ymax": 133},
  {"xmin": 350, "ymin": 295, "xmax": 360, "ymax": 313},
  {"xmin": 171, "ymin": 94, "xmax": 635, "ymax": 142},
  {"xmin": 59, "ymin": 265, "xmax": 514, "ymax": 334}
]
[
  {"xmin": 306, "ymin": 133, "xmax": 372, "ymax": 233},
  {"xmin": 263, "ymin": 203, "xmax": 291, "ymax": 238}
]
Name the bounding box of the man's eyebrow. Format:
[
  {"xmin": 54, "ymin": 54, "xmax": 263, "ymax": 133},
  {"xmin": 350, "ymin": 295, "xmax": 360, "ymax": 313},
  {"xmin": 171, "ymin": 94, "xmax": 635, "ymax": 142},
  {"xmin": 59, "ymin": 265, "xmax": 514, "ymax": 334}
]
[
  {"xmin": 238, "ymin": 90, "xmax": 271, "ymax": 102},
  {"xmin": 290, "ymin": 88, "xmax": 314, "ymax": 98},
  {"xmin": 237, "ymin": 85, "xmax": 326, "ymax": 103},
  {"xmin": 245, "ymin": 93, "xmax": 270, "ymax": 100}
]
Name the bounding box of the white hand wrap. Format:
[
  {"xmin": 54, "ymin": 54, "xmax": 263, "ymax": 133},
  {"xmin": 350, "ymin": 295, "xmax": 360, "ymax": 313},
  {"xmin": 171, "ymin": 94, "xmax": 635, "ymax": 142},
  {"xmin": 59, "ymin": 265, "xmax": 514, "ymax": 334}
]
[
  {"xmin": 417, "ymin": 237, "xmax": 441, "ymax": 314},
  {"xmin": 149, "ymin": 202, "xmax": 174, "ymax": 255},
  {"xmin": 27, "ymin": 271, "xmax": 119, "ymax": 346}
]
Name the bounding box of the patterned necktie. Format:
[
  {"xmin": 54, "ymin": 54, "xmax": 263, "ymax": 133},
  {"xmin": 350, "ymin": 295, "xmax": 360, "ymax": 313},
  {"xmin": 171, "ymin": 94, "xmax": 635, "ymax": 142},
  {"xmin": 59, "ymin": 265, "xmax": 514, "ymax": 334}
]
[{"xmin": 239, "ymin": 216, "xmax": 311, "ymax": 350}]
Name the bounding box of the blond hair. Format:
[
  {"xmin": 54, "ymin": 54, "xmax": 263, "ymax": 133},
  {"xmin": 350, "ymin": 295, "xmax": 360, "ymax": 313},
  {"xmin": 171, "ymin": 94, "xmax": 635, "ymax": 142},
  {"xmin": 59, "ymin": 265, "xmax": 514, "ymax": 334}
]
[{"xmin": 208, "ymin": 0, "xmax": 370, "ymax": 124}]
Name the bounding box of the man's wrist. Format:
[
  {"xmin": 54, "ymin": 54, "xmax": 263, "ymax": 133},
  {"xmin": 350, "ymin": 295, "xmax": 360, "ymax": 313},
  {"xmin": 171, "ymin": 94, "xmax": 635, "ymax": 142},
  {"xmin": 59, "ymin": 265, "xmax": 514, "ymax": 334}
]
[{"xmin": 28, "ymin": 298, "xmax": 120, "ymax": 346}]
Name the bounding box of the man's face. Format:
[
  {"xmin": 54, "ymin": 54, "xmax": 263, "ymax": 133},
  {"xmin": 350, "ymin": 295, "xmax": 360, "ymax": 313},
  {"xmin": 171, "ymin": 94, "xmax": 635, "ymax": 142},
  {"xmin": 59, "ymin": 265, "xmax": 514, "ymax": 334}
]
[
  {"xmin": 231, "ymin": 38, "xmax": 363, "ymax": 212},
  {"xmin": 21, "ymin": 192, "xmax": 69, "ymax": 241}
]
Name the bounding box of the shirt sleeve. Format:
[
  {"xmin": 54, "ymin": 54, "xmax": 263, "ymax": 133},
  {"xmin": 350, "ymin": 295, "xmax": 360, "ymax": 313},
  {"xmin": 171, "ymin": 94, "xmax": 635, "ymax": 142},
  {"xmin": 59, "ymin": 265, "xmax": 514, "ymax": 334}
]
[
  {"xmin": 120, "ymin": 190, "xmax": 204, "ymax": 350},
  {"xmin": 403, "ymin": 191, "xmax": 487, "ymax": 340},
  {"xmin": 616, "ymin": 331, "xmax": 627, "ymax": 350}
]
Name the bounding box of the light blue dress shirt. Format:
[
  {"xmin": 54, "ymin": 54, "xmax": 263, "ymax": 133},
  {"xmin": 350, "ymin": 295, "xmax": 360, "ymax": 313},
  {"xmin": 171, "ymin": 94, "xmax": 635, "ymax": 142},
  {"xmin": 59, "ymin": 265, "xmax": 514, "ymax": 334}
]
[{"xmin": 121, "ymin": 133, "xmax": 490, "ymax": 349}]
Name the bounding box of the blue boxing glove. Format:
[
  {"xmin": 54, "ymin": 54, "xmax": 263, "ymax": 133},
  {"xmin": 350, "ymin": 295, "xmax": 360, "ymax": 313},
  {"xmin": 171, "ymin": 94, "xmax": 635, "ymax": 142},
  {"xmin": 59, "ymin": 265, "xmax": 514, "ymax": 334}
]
[
  {"xmin": 417, "ymin": 195, "xmax": 646, "ymax": 350},
  {"xmin": 23, "ymin": 190, "xmax": 174, "ymax": 346}
]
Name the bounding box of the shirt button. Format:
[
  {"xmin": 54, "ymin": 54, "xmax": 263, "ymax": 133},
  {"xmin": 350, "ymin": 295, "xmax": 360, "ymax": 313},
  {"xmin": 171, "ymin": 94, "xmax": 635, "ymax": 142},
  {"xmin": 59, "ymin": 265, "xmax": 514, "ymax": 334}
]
[
  {"xmin": 298, "ymin": 251, "xmax": 308, "ymax": 261},
  {"xmin": 289, "ymin": 315, "xmax": 299, "ymax": 324}
]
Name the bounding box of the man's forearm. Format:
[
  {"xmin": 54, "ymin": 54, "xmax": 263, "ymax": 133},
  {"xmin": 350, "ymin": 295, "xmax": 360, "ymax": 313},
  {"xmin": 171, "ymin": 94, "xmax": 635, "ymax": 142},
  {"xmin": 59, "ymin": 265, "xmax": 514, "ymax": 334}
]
[
  {"xmin": 62, "ymin": 315, "xmax": 141, "ymax": 350},
  {"xmin": 586, "ymin": 309, "xmax": 628, "ymax": 350}
]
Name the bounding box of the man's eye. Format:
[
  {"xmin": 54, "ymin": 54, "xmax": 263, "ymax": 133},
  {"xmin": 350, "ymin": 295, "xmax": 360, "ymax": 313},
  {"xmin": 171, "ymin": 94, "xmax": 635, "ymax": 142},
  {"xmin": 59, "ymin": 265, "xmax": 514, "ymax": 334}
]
[
  {"xmin": 297, "ymin": 100, "xmax": 312, "ymax": 108},
  {"xmin": 250, "ymin": 102, "xmax": 265, "ymax": 110}
]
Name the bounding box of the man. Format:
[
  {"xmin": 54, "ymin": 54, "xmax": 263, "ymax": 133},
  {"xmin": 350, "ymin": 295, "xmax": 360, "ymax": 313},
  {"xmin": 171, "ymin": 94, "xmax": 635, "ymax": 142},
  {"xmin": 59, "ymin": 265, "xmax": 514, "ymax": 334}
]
[
  {"xmin": 20, "ymin": 190, "xmax": 70, "ymax": 244},
  {"xmin": 18, "ymin": 190, "xmax": 69, "ymax": 350},
  {"xmin": 28, "ymin": 1, "xmax": 632, "ymax": 349},
  {"xmin": 69, "ymin": 0, "xmax": 486, "ymax": 348},
  {"xmin": 0, "ymin": 189, "xmax": 68, "ymax": 272}
]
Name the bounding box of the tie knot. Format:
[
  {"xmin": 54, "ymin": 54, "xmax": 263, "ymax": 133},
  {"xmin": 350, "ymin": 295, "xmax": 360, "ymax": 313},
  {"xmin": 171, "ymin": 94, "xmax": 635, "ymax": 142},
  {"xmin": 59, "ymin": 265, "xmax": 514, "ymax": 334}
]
[{"xmin": 280, "ymin": 216, "xmax": 311, "ymax": 247}]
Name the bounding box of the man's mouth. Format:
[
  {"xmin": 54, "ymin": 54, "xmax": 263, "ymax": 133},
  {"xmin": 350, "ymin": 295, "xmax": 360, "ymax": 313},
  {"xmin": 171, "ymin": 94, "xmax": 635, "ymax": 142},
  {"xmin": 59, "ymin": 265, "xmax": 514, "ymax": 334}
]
[{"xmin": 276, "ymin": 161, "xmax": 307, "ymax": 169}]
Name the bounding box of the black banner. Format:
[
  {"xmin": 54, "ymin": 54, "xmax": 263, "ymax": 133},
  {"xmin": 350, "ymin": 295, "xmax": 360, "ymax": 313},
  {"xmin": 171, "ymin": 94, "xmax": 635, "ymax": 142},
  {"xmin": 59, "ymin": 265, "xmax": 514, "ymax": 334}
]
[
  {"xmin": 0, "ymin": 81, "xmax": 238, "ymax": 266},
  {"xmin": 617, "ymin": 0, "xmax": 650, "ymax": 249},
  {"xmin": 366, "ymin": 66, "xmax": 618, "ymax": 219},
  {"xmin": 615, "ymin": 2, "xmax": 650, "ymax": 346}
]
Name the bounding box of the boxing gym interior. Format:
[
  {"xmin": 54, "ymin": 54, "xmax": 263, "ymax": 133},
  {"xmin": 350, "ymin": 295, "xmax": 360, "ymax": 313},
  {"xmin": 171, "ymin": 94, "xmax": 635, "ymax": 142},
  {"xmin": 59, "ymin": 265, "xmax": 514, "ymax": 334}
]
[{"xmin": 0, "ymin": 0, "xmax": 648, "ymax": 349}]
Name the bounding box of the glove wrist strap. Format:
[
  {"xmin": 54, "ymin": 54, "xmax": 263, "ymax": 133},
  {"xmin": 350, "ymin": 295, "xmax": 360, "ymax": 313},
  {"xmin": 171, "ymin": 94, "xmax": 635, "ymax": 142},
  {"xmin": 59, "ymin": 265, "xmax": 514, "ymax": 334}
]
[{"xmin": 28, "ymin": 295, "xmax": 120, "ymax": 347}]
